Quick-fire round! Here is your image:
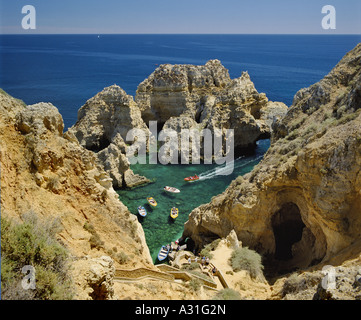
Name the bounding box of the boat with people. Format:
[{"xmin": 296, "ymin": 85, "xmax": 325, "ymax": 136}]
[
  {"xmin": 164, "ymin": 186, "xmax": 180, "ymax": 193},
  {"xmin": 184, "ymin": 174, "xmax": 199, "ymax": 182},
  {"xmin": 170, "ymin": 207, "xmax": 179, "ymax": 219},
  {"xmin": 137, "ymin": 206, "xmax": 147, "ymax": 217},
  {"xmin": 157, "ymin": 244, "xmax": 170, "ymax": 261},
  {"xmin": 147, "ymin": 197, "xmax": 157, "ymax": 207}
]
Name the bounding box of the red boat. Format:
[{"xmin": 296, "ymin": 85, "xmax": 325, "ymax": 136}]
[{"xmin": 184, "ymin": 174, "xmax": 199, "ymax": 182}]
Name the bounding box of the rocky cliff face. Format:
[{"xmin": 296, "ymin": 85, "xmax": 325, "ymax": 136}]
[
  {"xmin": 70, "ymin": 62, "xmax": 287, "ymax": 185},
  {"xmin": 0, "ymin": 90, "xmax": 154, "ymax": 298},
  {"xmin": 183, "ymin": 43, "xmax": 361, "ymax": 276},
  {"xmin": 69, "ymin": 85, "xmax": 150, "ymax": 188},
  {"xmin": 136, "ymin": 60, "xmax": 288, "ymax": 154},
  {"xmin": 3, "ymin": 46, "xmax": 360, "ymax": 299}
]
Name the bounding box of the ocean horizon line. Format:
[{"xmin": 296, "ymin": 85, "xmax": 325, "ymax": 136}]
[{"xmin": 1, "ymin": 33, "xmax": 360, "ymax": 36}]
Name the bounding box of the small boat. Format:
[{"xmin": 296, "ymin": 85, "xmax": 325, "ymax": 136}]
[
  {"xmin": 184, "ymin": 174, "xmax": 199, "ymax": 182},
  {"xmin": 157, "ymin": 245, "xmax": 170, "ymax": 261},
  {"xmin": 147, "ymin": 197, "xmax": 157, "ymax": 207},
  {"xmin": 164, "ymin": 186, "xmax": 180, "ymax": 193},
  {"xmin": 137, "ymin": 206, "xmax": 147, "ymax": 217},
  {"xmin": 170, "ymin": 207, "xmax": 179, "ymax": 219}
]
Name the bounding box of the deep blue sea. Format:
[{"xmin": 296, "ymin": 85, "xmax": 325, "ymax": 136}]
[
  {"xmin": 1, "ymin": 34, "xmax": 360, "ymax": 262},
  {"xmin": 1, "ymin": 35, "xmax": 360, "ymax": 129}
]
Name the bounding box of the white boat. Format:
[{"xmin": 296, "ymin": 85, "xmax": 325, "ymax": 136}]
[
  {"xmin": 163, "ymin": 186, "xmax": 180, "ymax": 193},
  {"xmin": 157, "ymin": 245, "xmax": 170, "ymax": 261},
  {"xmin": 137, "ymin": 206, "xmax": 147, "ymax": 217}
]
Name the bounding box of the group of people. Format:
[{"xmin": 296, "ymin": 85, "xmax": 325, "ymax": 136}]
[
  {"xmin": 166, "ymin": 240, "xmax": 182, "ymax": 254},
  {"xmin": 188, "ymin": 255, "xmax": 210, "ymax": 266},
  {"xmin": 187, "ymin": 255, "xmax": 218, "ymax": 275}
]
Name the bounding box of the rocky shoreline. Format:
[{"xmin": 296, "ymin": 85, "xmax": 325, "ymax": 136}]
[
  {"xmin": 1, "ymin": 47, "xmax": 361, "ymax": 300},
  {"xmin": 184, "ymin": 44, "xmax": 361, "ymax": 279},
  {"xmin": 69, "ymin": 60, "xmax": 287, "ymax": 189}
]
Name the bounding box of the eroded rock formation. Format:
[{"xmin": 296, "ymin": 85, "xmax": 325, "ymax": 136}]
[
  {"xmin": 69, "ymin": 85, "xmax": 150, "ymax": 188},
  {"xmin": 0, "ymin": 90, "xmax": 154, "ymax": 282},
  {"xmin": 70, "ymin": 62, "xmax": 287, "ymax": 185},
  {"xmin": 136, "ymin": 60, "xmax": 288, "ymax": 154},
  {"xmin": 71, "ymin": 256, "xmax": 115, "ymax": 300},
  {"xmin": 183, "ymin": 43, "xmax": 361, "ymax": 276}
]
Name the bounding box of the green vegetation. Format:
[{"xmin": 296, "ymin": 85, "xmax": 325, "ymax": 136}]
[
  {"xmin": 181, "ymin": 262, "xmax": 200, "ymax": 271},
  {"xmin": 1, "ymin": 212, "xmax": 74, "ymax": 300},
  {"xmin": 116, "ymin": 251, "xmax": 129, "ymax": 265},
  {"xmin": 187, "ymin": 278, "xmax": 203, "ymax": 292},
  {"xmin": 229, "ymin": 247, "xmax": 264, "ymax": 280},
  {"xmin": 188, "ymin": 270, "xmax": 212, "ymax": 282},
  {"xmin": 335, "ymin": 111, "xmax": 360, "ymax": 125},
  {"xmin": 286, "ymin": 129, "xmax": 299, "ymax": 141},
  {"xmin": 83, "ymin": 222, "xmax": 105, "ymax": 250},
  {"xmin": 289, "ymin": 115, "xmax": 307, "ymax": 131},
  {"xmin": 199, "ymin": 238, "xmax": 221, "ymax": 259},
  {"xmin": 212, "ymin": 288, "xmax": 241, "ymax": 300}
]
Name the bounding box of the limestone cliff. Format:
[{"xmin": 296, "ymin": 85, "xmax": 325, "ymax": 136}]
[
  {"xmin": 69, "ymin": 85, "xmax": 150, "ymax": 188},
  {"xmin": 0, "ymin": 90, "xmax": 155, "ymax": 298},
  {"xmin": 183, "ymin": 43, "xmax": 361, "ymax": 276},
  {"xmin": 70, "ymin": 62, "xmax": 287, "ymax": 183},
  {"xmin": 136, "ymin": 60, "xmax": 288, "ymax": 154},
  {"xmin": 3, "ymin": 45, "xmax": 361, "ymax": 300}
]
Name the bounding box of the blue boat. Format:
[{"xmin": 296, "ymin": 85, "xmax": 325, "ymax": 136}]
[
  {"xmin": 157, "ymin": 245, "xmax": 170, "ymax": 261},
  {"xmin": 137, "ymin": 206, "xmax": 147, "ymax": 217}
]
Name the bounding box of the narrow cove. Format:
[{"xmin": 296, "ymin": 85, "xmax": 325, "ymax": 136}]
[{"xmin": 117, "ymin": 139, "xmax": 270, "ymax": 263}]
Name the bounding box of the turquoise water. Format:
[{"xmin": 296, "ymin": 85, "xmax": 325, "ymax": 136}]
[
  {"xmin": 3, "ymin": 34, "xmax": 359, "ymax": 263},
  {"xmin": 117, "ymin": 139, "xmax": 270, "ymax": 263}
]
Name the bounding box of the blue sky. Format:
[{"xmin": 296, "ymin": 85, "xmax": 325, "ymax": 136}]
[{"xmin": 0, "ymin": 0, "xmax": 360, "ymax": 34}]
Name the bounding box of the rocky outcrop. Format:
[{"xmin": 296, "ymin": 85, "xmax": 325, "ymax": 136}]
[
  {"xmin": 71, "ymin": 256, "xmax": 115, "ymax": 300},
  {"xmin": 183, "ymin": 43, "xmax": 361, "ymax": 276},
  {"xmin": 136, "ymin": 60, "xmax": 288, "ymax": 154},
  {"xmin": 136, "ymin": 60, "xmax": 232, "ymax": 123},
  {"xmin": 271, "ymin": 255, "xmax": 361, "ymax": 300},
  {"xmin": 0, "ymin": 90, "xmax": 154, "ymax": 277},
  {"xmin": 70, "ymin": 63, "xmax": 287, "ymax": 181},
  {"xmin": 69, "ymin": 85, "xmax": 150, "ymax": 188}
]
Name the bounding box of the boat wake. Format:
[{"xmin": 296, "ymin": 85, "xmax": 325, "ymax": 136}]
[{"xmin": 198, "ymin": 155, "xmax": 264, "ymax": 181}]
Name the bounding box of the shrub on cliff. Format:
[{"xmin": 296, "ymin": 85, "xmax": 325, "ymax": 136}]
[
  {"xmin": 212, "ymin": 288, "xmax": 241, "ymax": 300},
  {"xmin": 229, "ymin": 247, "xmax": 264, "ymax": 280},
  {"xmin": 187, "ymin": 278, "xmax": 203, "ymax": 292},
  {"xmin": 84, "ymin": 222, "xmax": 105, "ymax": 250},
  {"xmin": 181, "ymin": 262, "xmax": 199, "ymax": 271},
  {"xmin": 1, "ymin": 213, "xmax": 74, "ymax": 300},
  {"xmin": 199, "ymin": 238, "xmax": 221, "ymax": 259}
]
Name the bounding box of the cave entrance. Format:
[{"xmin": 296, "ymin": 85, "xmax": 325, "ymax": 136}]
[
  {"xmin": 264, "ymin": 202, "xmax": 326, "ymax": 279},
  {"xmin": 271, "ymin": 202, "xmax": 305, "ymax": 261},
  {"xmin": 86, "ymin": 134, "xmax": 111, "ymax": 153}
]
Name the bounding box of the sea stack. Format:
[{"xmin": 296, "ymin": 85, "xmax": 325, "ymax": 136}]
[
  {"xmin": 136, "ymin": 59, "xmax": 288, "ymax": 154},
  {"xmin": 69, "ymin": 85, "xmax": 150, "ymax": 188}
]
